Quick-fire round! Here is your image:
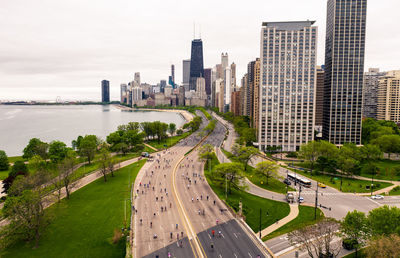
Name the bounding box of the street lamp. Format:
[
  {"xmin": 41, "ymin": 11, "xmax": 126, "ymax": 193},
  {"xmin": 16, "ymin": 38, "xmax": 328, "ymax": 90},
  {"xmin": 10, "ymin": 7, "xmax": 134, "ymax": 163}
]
[{"xmin": 315, "ymin": 181, "xmax": 319, "ymax": 220}]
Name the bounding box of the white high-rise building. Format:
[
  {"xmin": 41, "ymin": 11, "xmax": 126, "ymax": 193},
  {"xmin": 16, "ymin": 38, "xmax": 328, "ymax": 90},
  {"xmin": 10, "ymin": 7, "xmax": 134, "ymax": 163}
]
[
  {"xmin": 224, "ymin": 67, "xmax": 232, "ymax": 111},
  {"xmin": 259, "ymin": 21, "xmax": 318, "ymax": 152},
  {"xmin": 132, "ymin": 87, "xmax": 142, "ymax": 102},
  {"xmin": 182, "ymin": 59, "xmax": 191, "ymax": 91},
  {"xmin": 221, "ymin": 53, "xmax": 229, "ymax": 69},
  {"xmin": 134, "ymin": 72, "xmax": 141, "ymax": 86}
]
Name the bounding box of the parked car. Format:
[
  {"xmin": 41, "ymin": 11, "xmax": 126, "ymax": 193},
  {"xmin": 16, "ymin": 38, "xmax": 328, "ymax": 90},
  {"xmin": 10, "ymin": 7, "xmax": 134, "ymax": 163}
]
[
  {"xmin": 283, "ymin": 178, "xmax": 292, "ymax": 185},
  {"xmin": 371, "ymin": 195, "xmax": 384, "ymax": 200},
  {"xmin": 298, "ymin": 197, "xmax": 304, "ymax": 203},
  {"xmin": 318, "ymin": 183, "xmax": 327, "ymax": 188}
]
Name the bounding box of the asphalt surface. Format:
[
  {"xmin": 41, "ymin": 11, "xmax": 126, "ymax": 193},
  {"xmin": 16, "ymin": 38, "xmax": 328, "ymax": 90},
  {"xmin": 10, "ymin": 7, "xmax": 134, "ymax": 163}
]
[{"xmin": 135, "ymin": 112, "xmax": 268, "ymax": 258}]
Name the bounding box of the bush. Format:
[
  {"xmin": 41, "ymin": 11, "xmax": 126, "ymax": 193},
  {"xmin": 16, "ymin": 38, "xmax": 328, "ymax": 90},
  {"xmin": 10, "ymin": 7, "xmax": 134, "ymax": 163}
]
[
  {"xmin": 342, "ymin": 238, "xmax": 358, "ymax": 250},
  {"xmin": 286, "ymin": 152, "xmax": 298, "ymax": 158}
]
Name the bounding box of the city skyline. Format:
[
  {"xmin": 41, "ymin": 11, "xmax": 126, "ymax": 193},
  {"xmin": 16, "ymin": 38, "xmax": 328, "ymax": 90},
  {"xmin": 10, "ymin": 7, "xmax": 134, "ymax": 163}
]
[{"xmin": 0, "ymin": 0, "xmax": 399, "ymax": 101}]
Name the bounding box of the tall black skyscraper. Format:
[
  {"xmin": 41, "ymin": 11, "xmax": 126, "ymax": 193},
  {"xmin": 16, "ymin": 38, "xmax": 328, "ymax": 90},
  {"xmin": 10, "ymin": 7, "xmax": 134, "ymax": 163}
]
[
  {"xmin": 101, "ymin": 80, "xmax": 110, "ymax": 102},
  {"xmin": 189, "ymin": 39, "xmax": 204, "ymax": 91},
  {"xmin": 323, "ymin": 0, "xmax": 367, "ymax": 145}
]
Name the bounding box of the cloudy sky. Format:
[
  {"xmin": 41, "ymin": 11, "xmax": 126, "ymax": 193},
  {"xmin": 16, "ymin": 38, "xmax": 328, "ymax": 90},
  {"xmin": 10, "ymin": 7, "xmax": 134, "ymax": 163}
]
[{"xmin": 1, "ymin": 0, "xmax": 399, "ymax": 101}]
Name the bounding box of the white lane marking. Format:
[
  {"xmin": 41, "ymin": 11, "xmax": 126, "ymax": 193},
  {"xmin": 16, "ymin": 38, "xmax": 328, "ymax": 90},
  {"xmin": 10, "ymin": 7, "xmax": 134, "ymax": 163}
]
[
  {"xmin": 233, "ymin": 232, "xmax": 238, "ymax": 238},
  {"xmin": 234, "ymin": 253, "xmax": 238, "ymax": 258},
  {"xmin": 248, "ymin": 252, "xmax": 253, "ymax": 258},
  {"xmin": 219, "ymin": 254, "xmax": 222, "ymax": 258},
  {"xmin": 366, "ymin": 197, "xmax": 383, "ymax": 206},
  {"xmin": 208, "ymin": 234, "xmax": 211, "ymax": 239},
  {"xmin": 148, "ymin": 244, "xmax": 151, "ymax": 250},
  {"xmin": 201, "ymin": 222, "xmax": 205, "ymax": 227},
  {"xmin": 221, "ymin": 233, "xmax": 225, "ymax": 238}
]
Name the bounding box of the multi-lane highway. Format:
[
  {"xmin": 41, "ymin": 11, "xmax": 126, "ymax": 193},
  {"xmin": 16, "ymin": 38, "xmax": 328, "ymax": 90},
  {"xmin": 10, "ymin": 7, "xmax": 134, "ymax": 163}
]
[{"xmin": 133, "ymin": 112, "xmax": 269, "ymax": 258}]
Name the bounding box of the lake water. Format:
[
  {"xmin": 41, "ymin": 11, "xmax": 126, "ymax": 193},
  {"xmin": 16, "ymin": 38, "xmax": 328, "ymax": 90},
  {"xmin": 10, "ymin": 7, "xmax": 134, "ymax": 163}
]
[{"xmin": 0, "ymin": 105, "xmax": 185, "ymax": 156}]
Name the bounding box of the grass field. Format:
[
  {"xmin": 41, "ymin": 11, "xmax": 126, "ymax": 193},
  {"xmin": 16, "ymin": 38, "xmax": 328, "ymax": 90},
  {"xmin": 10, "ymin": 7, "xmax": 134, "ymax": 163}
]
[
  {"xmin": 289, "ymin": 168, "xmax": 393, "ymax": 193},
  {"xmin": 1, "ymin": 159, "xmax": 146, "ymax": 258},
  {"xmin": 262, "ymin": 205, "xmax": 324, "ymax": 241},
  {"xmin": 221, "ymin": 149, "xmax": 292, "ymax": 194},
  {"xmin": 0, "ymin": 168, "xmax": 10, "ymax": 180},
  {"xmin": 389, "ymin": 186, "xmax": 400, "ymax": 195},
  {"xmin": 146, "ymin": 132, "xmax": 190, "ymax": 150},
  {"xmin": 361, "ymin": 159, "xmax": 400, "ymax": 181},
  {"xmin": 342, "ymin": 248, "xmax": 367, "ymax": 258},
  {"xmin": 204, "ymin": 153, "xmax": 290, "ymax": 232},
  {"xmin": 7, "ymin": 156, "xmax": 25, "ymax": 164}
]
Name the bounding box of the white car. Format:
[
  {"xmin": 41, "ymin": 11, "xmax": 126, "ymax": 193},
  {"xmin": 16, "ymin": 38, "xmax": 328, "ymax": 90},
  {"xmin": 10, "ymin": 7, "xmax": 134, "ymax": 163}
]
[
  {"xmin": 298, "ymin": 197, "xmax": 304, "ymax": 203},
  {"xmin": 371, "ymin": 195, "xmax": 384, "ymax": 200}
]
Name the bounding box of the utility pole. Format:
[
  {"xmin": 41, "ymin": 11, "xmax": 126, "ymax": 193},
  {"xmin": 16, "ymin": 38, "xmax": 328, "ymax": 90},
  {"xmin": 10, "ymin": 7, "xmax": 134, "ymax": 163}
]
[
  {"xmin": 298, "ymin": 185, "xmax": 302, "ymax": 205},
  {"xmin": 259, "ymin": 208, "xmax": 262, "ymax": 238},
  {"xmin": 315, "ymin": 181, "xmax": 319, "ymax": 220},
  {"xmin": 371, "ymin": 174, "xmax": 374, "ymax": 196}
]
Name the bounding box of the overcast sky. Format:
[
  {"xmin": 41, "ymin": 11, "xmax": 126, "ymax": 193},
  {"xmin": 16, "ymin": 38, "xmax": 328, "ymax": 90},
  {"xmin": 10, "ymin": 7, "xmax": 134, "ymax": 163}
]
[{"xmin": 1, "ymin": 0, "xmax": 399, "ymax": 101}]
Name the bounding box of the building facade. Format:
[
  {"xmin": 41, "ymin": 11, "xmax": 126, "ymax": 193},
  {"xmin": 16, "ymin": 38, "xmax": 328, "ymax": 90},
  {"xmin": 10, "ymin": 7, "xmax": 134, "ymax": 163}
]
[
  {"xmin": 101, "ymin": 80, "xmax": 110, "ymax": 103},
  {"xmin": 322, "ymin": 0, "xmax": 367, "ymax": 145},
  {"xmin": 182, "ymin": 59, "xmax": 191, "ymax": 91},
  {"xmin": 259, "ymin": 21, "xmax": 318, "ymax": 152},
  {"xmin": 252, "ymin": 58, "xmax": 261, "ymax": 136},
  {"xmin": 363, "ymin": 68, "xmax": 386, "ymax": 119},
  {"xmin": 315, "ymin": 66, "xmax": 325, "ymax": 126},
  {"xmin": 377, "ymin": 71, "xmax": 400, "ymax": 123},
  {"xmin": 189, "ymin": 39, "xmax": 204, "ymax": 91}
]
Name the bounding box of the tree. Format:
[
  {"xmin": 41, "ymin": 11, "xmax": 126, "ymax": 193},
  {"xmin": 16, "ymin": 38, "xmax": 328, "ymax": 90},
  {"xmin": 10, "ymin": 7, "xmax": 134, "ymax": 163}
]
[
  {"xmin": 78, "ymin": 135, "xmax": 98, "ymax": 164},
  {"xmin": 232, "ymin": 144, "xmax": 259, "ymax": 171},
  {"xmin": 288, "ymin": 218, "xmax": 341, "ymax": 258},
  {"xmin": 366, "ymin": 234, "xmax": 400, "ymax": 258},
  {"xmin": 2, "ymin": 169, "xmax": 51, "ymax": 248},
  {"xmin": 372, "ymin": 134, "xmax": 400, "ymax": 159},
  {"xmin": 198, "ymin": 144, "xmax": 214, "ymax": 165},
  {"xmin": 361, "ymin": 163, "xmax": 379, "ymax": 176},
  {"xmin": 360, "ymin": 144, "xmax": 382, "ymax": 161},
  {"xmin": 48, "ymin": 140, "xmax": 69, "ymax": 163},
  {"xmin": 168, "ymin": 123, "xmax": 176, "ymax": 136},
  {"xmin": 214, "ymin": 162, "xmax": 245, "ymax": 194},
  {"xmin": 0, "ymin": 150, "xmax": 9, "ymax": 171},
  {"xmin": 107, "ymin": 157, "xmax": 116, "ymax": 177},
  {"xmin": 298, "ymin": 141, "xmax": 320, "ymax": 170},
  {"xmin": 114, "ymin": 142, "xmax": 129, "ymax": 155},
  {"xmin": 99, "ymin": 148, "xmax": 111, "ymax": 182},
  {"xmin": 315, "ymin": 156, "xmax": 337, "ymax": 173},
  {"xmin": 341, "ymin": 210, "xmax": 369, "ymax": 257},
  {"xmin": 2, "ymin": 160, "xmax": 29, "ymax": 194},
  {"xmin": 71, "ymin": 135, "xmax": 83, "ymax": 150},
  {"xmin": 367, "ymin": 205, "xmax": 400, "ymax": 236},
  {"xmin": 255, "ymin": 161, "xmax": 278, "ymax": 185},
  {"xmin": 57, "ymin": 150, "xmax": 77, "ymax": 200},
  {"xmin": 176, "ymin": 129, "xmax": 183, "ymax": 135},
  {"xmin": 22, "ymin": 138, "xmax": 48, "ymax": 160},
  {"xmin": 106, "ymin": 131, "xmax": 122, "ymax": 148}
]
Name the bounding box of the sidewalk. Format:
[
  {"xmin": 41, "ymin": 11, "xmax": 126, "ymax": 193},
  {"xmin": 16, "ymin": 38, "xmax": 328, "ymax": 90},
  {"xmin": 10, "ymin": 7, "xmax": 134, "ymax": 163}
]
[{"xmin": 258, "ymin": 204, "xmax": 299, "ymax": 238}]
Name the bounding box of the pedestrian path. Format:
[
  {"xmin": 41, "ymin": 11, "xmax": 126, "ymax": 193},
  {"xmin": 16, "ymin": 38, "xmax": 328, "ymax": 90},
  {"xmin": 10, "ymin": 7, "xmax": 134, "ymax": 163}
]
[
  {"xmin": 258, "ymin": 204, "xmax": 299, "ymax": 238},
  {"xmin": 144, "ymin": 143, "xmax": 158, "ymax": 152}
]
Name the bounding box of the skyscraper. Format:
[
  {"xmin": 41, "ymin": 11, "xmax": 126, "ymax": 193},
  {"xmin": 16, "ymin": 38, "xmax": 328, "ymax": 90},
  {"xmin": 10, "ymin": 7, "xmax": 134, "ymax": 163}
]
[
  {"xmin": 252, "ymin": 59, "xmax": 260, "ymax": 134},
  {"xmin": 377, "ymin": 71, "xmax": 400, "ymax": 122},
  {"xmin": 120, "ymin": 83, "xmax": 127, "ymax": 104},
  {"xmin": 160, "ymin": 80, "xmax": 167, "ymax": 93},
  {"xmin": 171, "ymin": 64, "xmax": 175, "ymax": 86},
  {"xmin": 315, "ymin": 66, "xmax": 325, "ymax": 126},
  {"xmin": 323, "ymin": 0, "xmax": 367, "ymax": 145},
  {"xmin": 259, "ymin": 21, "xmax": 317, "ymax": 152},
  {"xmin": 189, "ymin": 39, "xmax": 204, "ymax": 91},
  {"xmin": 363, "ymin": 68, "xmax": 386, "ymax": 119},
  {"xmin": 134, "ymin": 72, "xmax": 140, "ymax": 86},
  {"xmin": 204, "ymin": 68, "xmax": 212, "ymax": 96},
  {"xmin": 221, "ymin": 53, "xmax": 228, "ymax": 69},
  {"xmin": 182, "ymin": 59, "xmax": 191, "ymax": 91},
  {"xmin": 101, "ymin": 80, "xmax": 110, "ymax": 103},
  {"xmin": 224, "ymin": 67, "xmax": 232, "ymax": 112}
]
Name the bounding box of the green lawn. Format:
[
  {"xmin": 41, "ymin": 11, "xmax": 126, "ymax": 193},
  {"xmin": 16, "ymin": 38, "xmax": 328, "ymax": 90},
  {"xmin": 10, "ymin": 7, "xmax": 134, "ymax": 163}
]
[
  {"xmin": 389, "ymin": 186, "xmax": 400, "ymax": 195},
  {"xmin": 361, "ymin": 159, "xmax": 400, "ymax": 181},
  {"xmin": 221, "ymin": 149, "xmax": 292, "ymax": 194},
  {"xmin": 1, "ymin": 159, "xmax": 146, "ymax": 258},
  {"xmin": 342, "ymin": 248, "xmax": 367, "ymax": 258},
  {"xmin": 7, "ymin": 156, "xmax": 25, "ymax": 164},
  {"xmin": 289, "ymin": 168, "xmax": 393, "ymax": 193},
  {"xmin": 0, "ymin": 167, "xmax": 11, "ymax": 180},
  {"xmin": 262, "ymin": 205, "xmax": 324, "ymax": 241},
  {"xmin": 204, "ymin": 153, "xmax": 290, "ymax": 232},
  {"xmin": 146, "ymin": 132, "xmax": 190, "ymax": 150}
]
